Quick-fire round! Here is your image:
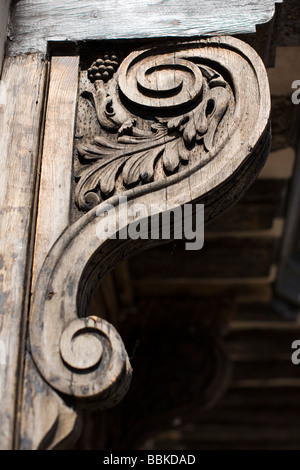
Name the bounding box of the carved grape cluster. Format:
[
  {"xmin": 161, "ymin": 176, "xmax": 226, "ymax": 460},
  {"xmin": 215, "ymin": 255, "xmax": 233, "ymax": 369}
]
[{"xmin": 88, "ymin": 53, "xmax": 119, "ymax": 83}]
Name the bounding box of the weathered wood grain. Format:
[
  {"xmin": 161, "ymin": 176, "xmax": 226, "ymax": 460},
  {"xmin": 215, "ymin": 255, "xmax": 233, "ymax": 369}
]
[
  {"xmin": 0, "ymin": 54, "xmax": 46, "ymax": 449},
  {"xmin": 0, "ymin": 0, "xmax": 291, "ymax": 451},
  {"xmin": 19, "ymin": 56, "xmax": 80, "ymax": 450},
  {"xmin": 8, "ymin": 36, "xmax": 273, "ymax": 449},
  {"xmin": 32, "ymin": 56, "xmax": 79, "ymax": 284},
  {"xmin": 20, "ymin": 352, "xmax": 81, "ymax": 450},
  {"xmin": 28, "ymin": 38, "xmax": 271, "ymax": 415},
  {"xmin": 8, "ymin": 0, "xmax": 282, "ymax": 55},
  {"xmin": 21, "ymin": 55, "xmax": 131, "ymax": 449}
]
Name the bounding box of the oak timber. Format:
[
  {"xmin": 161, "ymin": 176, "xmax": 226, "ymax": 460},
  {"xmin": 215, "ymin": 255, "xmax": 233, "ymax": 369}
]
[
  {"xmin": 19, "ymin": 56, "xmax": 80, "ymax": 450},
  {"xmin": 24, "ymin": 38, "xmax": 271, "ymax": 445},
  {"xmin": 0, "ymin": 54, "xmax": 46, "ymax": 449},
  {"xmin": 0, "ymin": 0, "xmax": 295, "ymax": 452},
  {"xmin": 32, "ymin": 56, "xmax": 79, "ymax": 284},
  {"xmin": 0, "ymin": 30, "xmax": 279, "ymax": 448},
  {"xmin": 8, "ymin": 0, "xmax": 282, "ymax": 56},
  {"xmin": 20, "ymin": 350, "xmax": 80, "ymax": 450}
]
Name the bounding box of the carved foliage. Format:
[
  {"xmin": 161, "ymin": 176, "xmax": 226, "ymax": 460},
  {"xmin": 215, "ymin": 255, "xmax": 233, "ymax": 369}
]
[{"xmin": 75, "ymin": 43, "xmax": 235, "ymax": 211}]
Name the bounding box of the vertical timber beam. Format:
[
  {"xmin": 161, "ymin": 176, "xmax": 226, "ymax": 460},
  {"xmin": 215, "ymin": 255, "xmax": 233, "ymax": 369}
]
[
  {"xmin": 18, "ymin": 55, "xmax": 81, "ymax": 450},
  {"xmin": 0, "ymin": 54, "xmax": 46, "ymax": 449},
  {"xmin": 32, "ymin": 55, "xmax": 79, "ymax": 285}
]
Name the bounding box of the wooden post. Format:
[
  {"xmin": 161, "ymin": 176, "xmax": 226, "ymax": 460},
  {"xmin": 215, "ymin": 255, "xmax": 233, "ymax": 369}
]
[{"xmin": 0, "ymin": 54, "xmax": 47, "ymax": 449}]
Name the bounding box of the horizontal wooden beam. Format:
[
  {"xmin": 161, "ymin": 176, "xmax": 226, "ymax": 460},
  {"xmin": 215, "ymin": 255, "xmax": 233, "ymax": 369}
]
[
  {"xmin": 233, "ymin": 359, "xmax": 300, "ymax": 381},
  {"xmin": 8, "ymin": 0, "xmax": 282, "ymax": 55},
  {"xmin": 132, "ymin": 268, "xmax": 276, "ymax": 303},
  {"xmin": 230, "ymin": 320, "xmax": 300, "ymax": 331},
  {"xmin": 206, "ymin": 218, "xmax": 284, "ymax": 239},
  {"xmin": 232, "ymin": 378, "xmax": 300, "ymax": 388},
  {"xmin": 129, "ymin": 240, "xmax": 280, "ymax": 279}
]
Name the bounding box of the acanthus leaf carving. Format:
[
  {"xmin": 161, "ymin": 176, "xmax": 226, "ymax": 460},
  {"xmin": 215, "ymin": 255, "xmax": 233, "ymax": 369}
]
[{"xmin": 75, "ymin": 44, "xmax": 234, "ymax": 211}]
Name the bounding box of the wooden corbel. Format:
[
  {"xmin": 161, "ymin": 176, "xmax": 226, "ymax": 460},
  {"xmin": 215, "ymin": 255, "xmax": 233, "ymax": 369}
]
[{"xmin": 19, "ymin": 35, "xmax": 272, "ymax": 448}]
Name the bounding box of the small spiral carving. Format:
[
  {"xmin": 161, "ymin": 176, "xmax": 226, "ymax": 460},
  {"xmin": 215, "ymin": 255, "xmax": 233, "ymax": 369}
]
[
  {"xmin": 118, "ymin": 50, "xmax": 203, "ymax": 112},
  {"xmin": 54, "ymin": 316, "xmax": 132, "ymax": 406},
  {"xmin": 60, "ymin": 317, "xmax": 104, "ymax": 370}
]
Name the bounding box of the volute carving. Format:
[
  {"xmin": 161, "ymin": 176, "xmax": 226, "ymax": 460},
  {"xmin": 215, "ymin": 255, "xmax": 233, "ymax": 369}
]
[{"xmin": 29, "ymin": 36, "xmax": 271, "ymax": 425}]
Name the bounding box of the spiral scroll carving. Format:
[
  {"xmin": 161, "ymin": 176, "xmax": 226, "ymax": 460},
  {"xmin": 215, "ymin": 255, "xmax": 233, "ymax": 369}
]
[
  {"xmin": 118, "ymin": 53, "xmax": 204, "ymax": 111},
  {"xmin": 60, "ymin": 318, "xmax": 104, "ymax": 371},
  {"xmin": 57, "ymin": 316, "xmax": 132, "ymax": 406},
  {"xmin": 75, "ymin": 42, "xmax": 236, "ymax": 211},
  {"xmin": 30, "ymin": 250, "xmax": 133, "ymax": 407}
]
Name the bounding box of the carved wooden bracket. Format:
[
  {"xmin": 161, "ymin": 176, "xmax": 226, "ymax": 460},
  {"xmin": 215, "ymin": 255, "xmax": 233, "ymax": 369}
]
[{"xmin": 26, "ymin": 36, "xmax": 271, "ymax": 448}]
